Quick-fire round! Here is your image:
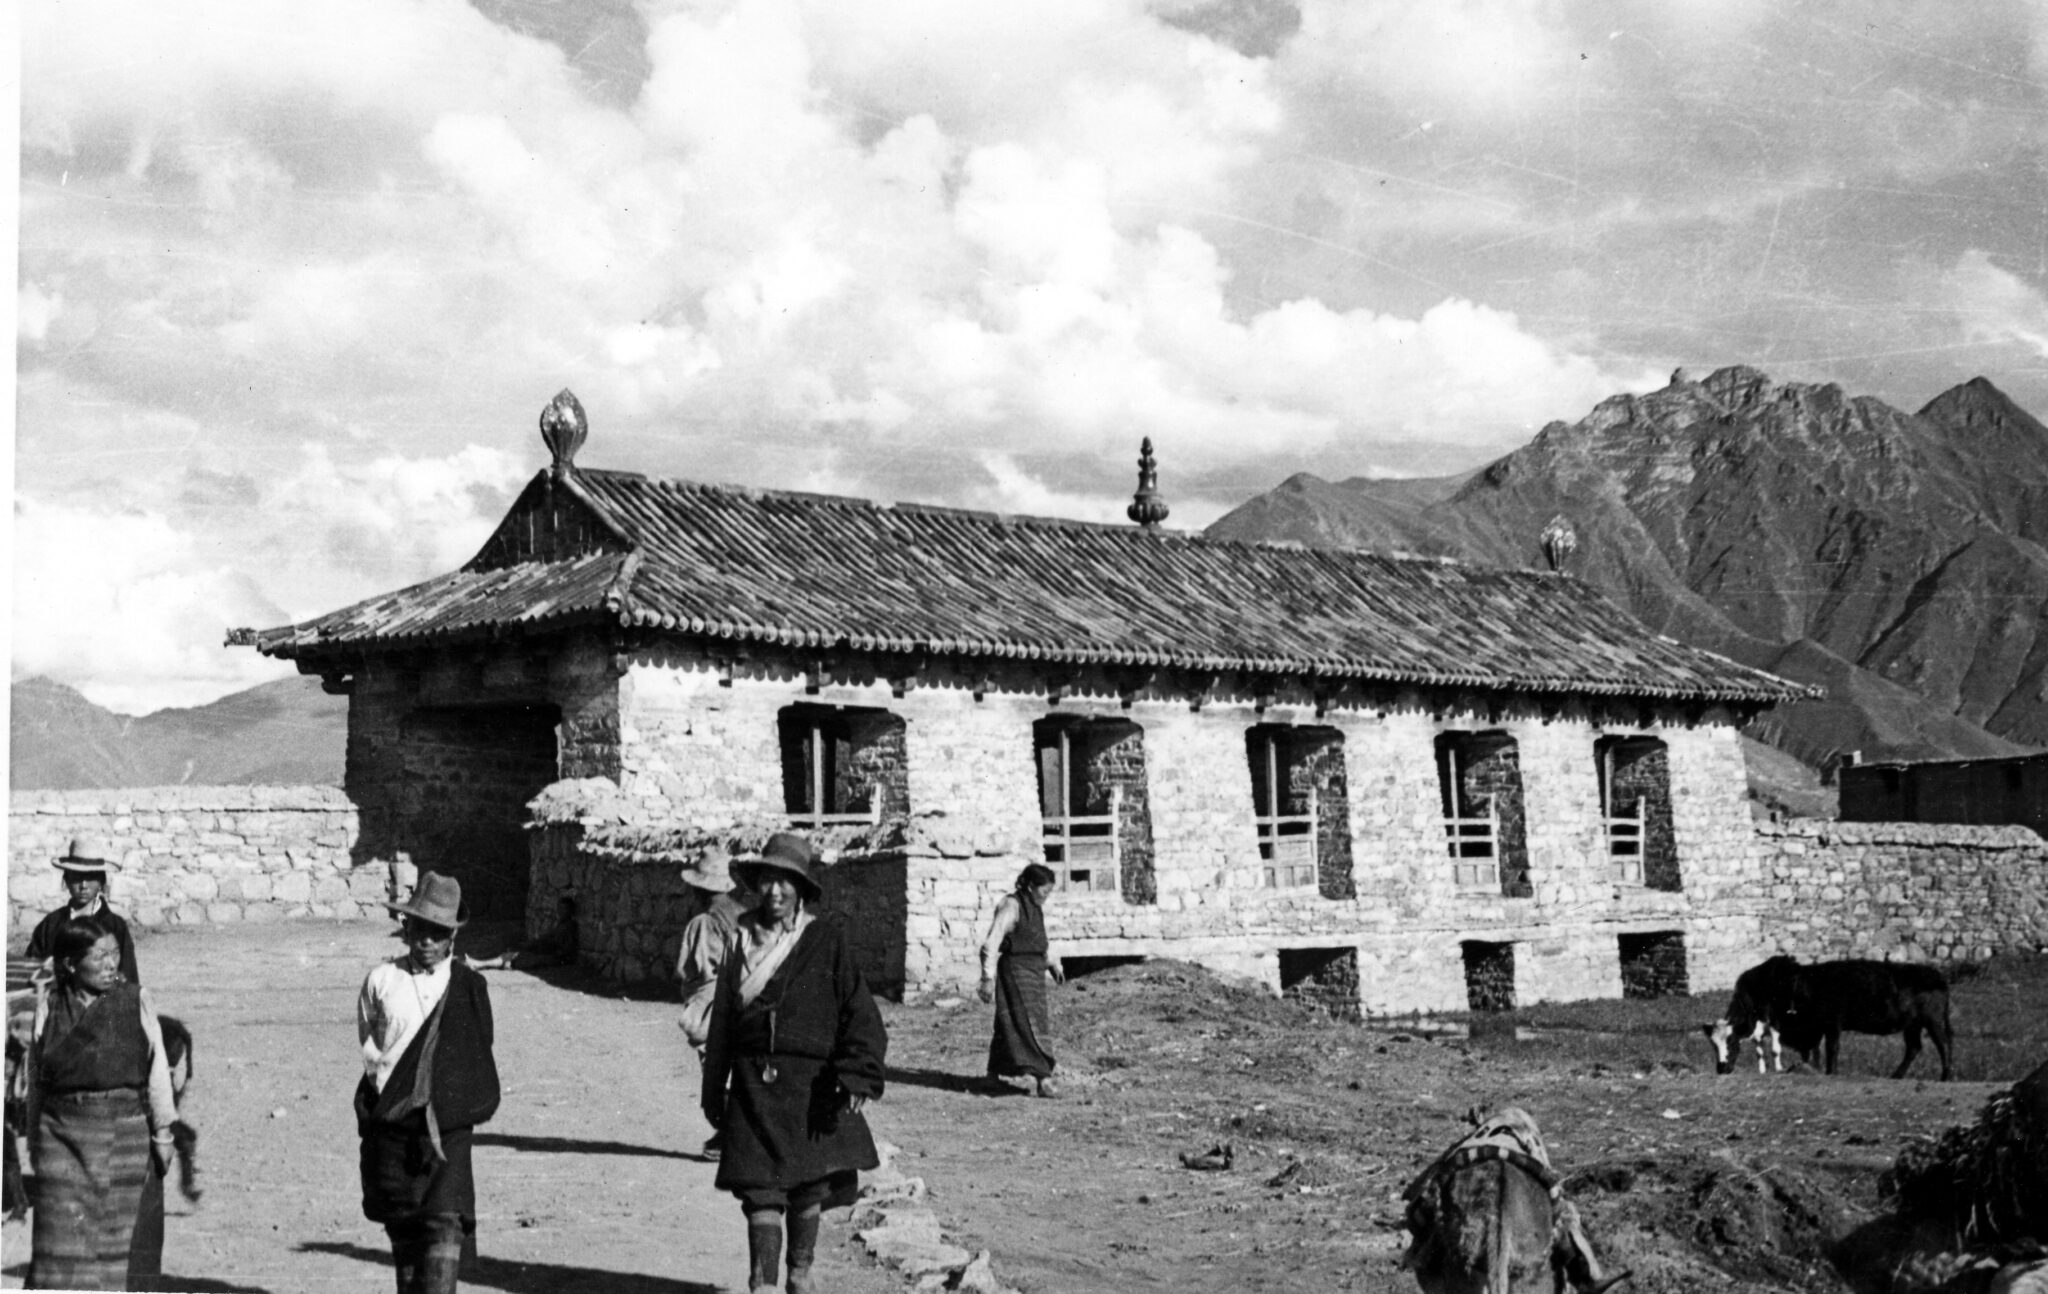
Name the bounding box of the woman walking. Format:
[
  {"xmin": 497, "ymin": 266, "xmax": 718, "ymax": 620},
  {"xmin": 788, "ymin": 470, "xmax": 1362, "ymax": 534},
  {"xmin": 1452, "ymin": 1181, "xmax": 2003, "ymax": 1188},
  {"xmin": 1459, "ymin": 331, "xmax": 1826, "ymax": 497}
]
[
  {"xmin": 702, "ymin": 833, "xmax": 887, "ymax": 1294},
  {"xmin": 24, "ymin": 913, "xmax": 178, "ymax": 1290},
  {"xmin": 978, "ymin": 864, "xmax": 1062, "ymax": 1098}
]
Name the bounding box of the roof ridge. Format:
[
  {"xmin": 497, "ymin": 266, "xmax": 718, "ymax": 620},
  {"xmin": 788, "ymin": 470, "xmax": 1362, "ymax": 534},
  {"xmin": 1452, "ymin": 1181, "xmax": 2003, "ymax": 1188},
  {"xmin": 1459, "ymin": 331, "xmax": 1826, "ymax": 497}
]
[{"xmin": 577, "ymin": 466, "xmax": 1503, "ymax": 569}]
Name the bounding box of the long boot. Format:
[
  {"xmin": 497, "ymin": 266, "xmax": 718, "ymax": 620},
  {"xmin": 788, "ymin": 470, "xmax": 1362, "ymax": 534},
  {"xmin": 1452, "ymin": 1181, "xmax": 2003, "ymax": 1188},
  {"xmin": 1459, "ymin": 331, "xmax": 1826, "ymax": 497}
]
[
  {"xmin": 388, "ymin": 1222, "xmax": 427, "ymax": 1294},
  {"xmin": 785, "ymin": 1203, "xmax": 822, "ymax": 1294},
  {"xmin": 420, "ymin": 1214, "xmax": 466, "ymax": 1294},
  {"xmin": 746, "ymin": 1206, "xmax": 785, "ymax": 1293}
]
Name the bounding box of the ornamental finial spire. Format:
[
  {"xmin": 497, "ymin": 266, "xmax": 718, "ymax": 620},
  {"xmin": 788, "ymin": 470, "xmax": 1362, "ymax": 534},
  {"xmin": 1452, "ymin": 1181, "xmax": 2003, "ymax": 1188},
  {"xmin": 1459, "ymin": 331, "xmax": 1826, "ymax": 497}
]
[
  {"xmin": 1540, "ymin": 513, "xmax": 1578, "ymax": 572},
  {"xmin": 1127, "ymin": 437, "xmax": 1170, "ymax": 530},
  {"xmin": 541, "ymin": 389, "xmax": 588, "ymax": 478}
]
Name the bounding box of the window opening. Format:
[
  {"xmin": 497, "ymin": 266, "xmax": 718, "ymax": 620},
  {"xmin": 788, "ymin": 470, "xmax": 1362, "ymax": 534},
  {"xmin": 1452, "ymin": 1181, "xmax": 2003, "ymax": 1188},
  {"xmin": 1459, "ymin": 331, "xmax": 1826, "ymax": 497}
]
[
  {"xmin": 1596, "ymin": 734, "xmax": 1679, "ymax": 891},
  {"xmin": 1039, "ymin": 724, "xmax": 1122, "ymax": 894},
  {"xmin": 779, "ymin": 704, "xmax": 900, "ymax": 828},
  {"xmin": 1250, "ymin": 729, "xmax": 1318, "ymax": 889}
]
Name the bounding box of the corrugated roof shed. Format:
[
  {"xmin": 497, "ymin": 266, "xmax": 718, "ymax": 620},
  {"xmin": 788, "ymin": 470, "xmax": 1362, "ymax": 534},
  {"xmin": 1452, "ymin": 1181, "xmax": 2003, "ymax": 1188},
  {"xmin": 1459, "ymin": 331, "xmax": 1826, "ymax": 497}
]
[{"xmin": 237, "ymin": 466, "xmax": 1814, "ymax": 704}]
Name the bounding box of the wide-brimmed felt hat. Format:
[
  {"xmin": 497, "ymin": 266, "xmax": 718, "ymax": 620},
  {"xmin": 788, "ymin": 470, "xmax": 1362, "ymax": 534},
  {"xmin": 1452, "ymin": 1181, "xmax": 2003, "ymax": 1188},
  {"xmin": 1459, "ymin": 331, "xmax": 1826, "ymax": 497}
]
[
  {"xmin": 54, "ymin": 836, "xmax": 121, "ymax": 874},
  {"xmin": 732, "ymin": 832, "xmax": 822, "ymax": 900},
  {"xmin": 678, "ymin": 850, "xmax": 736, "ymax": 894},
  {"xmin": 385, "ymin": 871, "xmax": 468, "ymax": 930}
]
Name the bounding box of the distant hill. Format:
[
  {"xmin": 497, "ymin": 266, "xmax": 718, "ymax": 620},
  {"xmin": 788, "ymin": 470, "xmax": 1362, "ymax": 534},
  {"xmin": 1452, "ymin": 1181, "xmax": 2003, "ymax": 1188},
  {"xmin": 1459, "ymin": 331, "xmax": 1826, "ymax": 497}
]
[
  {"xmin": 10, "ymin": 675, "xmax": 347, "ymax": 789},
  {"xmin": 1210, "ymin": 367, "xmax": 2048, "ymax": 770}
]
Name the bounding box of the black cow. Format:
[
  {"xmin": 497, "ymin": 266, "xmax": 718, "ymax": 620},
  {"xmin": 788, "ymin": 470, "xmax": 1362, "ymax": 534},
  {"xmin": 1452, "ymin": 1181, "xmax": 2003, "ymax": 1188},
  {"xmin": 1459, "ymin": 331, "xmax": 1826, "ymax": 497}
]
[{"xmin": 1701, "ymin": 954, "xmax": 1953, "ymax": 1080}]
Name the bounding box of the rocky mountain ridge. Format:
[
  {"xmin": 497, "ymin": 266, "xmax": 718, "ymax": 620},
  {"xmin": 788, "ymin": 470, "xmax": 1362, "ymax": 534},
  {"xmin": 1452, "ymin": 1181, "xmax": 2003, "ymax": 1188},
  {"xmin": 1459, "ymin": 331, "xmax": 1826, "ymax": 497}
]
[{"xmin": 1209, "ymin": 366, "xmax": 2048, "ymax": 768}]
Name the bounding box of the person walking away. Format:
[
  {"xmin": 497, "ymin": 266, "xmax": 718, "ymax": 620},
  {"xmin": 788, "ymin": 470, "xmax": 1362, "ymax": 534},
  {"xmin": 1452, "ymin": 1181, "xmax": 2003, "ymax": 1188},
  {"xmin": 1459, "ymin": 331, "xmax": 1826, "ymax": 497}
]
[
  {"xmin": 978, "ymin": 864, "xmax": 1063, "ymax": 1098},
  {"xmin": 23, "ymin": 914, "xmax": 178, "ymax": 1290},
  {"xmin": 356, "ymin": 872, "xmax": 501, "ymax": 1294},
  {"xmin": 675, "ymin": 851, "xmax": 753, "ymax": 1160},
  {"xmin": 702, "ymin": 833, "xmax": 887, "ymax": 1294},
  {"xmin": 26, "ymin": 837, "xmax": 141, "ymax": 985}
]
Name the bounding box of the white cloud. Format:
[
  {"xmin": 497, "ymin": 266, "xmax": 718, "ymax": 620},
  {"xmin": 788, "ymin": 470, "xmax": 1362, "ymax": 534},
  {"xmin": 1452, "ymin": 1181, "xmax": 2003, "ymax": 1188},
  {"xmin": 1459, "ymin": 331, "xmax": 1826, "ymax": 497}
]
[
  {"xmin": 1936, "ymin": 249, "xmax": 2048, "ymax": 358},
  {"xmin": 20, "ymin": 0, "xmax": 1795, "ymax": 710}
]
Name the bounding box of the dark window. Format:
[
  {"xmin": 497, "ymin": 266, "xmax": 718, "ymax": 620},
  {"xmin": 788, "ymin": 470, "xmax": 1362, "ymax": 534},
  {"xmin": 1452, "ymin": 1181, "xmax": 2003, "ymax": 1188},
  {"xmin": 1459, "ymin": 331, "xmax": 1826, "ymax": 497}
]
[
  {"xmin": 1436, "ymin": 731, "xmax": 1531, "ymax": 897},
  {"xmin": 1617, "ymin": 931, "xmax": 1689, "ymax": 999},
  {"xmin": 777, "ymin": 703, "xmax": 907, "ymax": 826},
  {"xmin": 1061, "ymin": 954, "xmax": 1146, "ymax": 981},
  {"xmin": 1279, "ymin": 946, "xmax": 1360, "ymax": 1020},
  {"xmin": 1596, "ymin": 735, "xmax": 1679, "ymax": 891},
  {"xmin": 1461, "ymin": 940, "xmax": 1516, "ymax": 1012},
  {"xmin": 1033, "ymin": 717, "xmax": 1155, "ymax": 904},
  {"xmin": 1245, "ymin": 725, "xmax": 1352, "ymax": 896}
]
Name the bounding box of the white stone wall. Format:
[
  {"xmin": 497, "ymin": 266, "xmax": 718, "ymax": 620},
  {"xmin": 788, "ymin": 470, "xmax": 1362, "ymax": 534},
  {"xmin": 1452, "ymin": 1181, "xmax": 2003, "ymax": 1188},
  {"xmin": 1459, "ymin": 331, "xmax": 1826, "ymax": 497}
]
[
  {"xmin": 8, "ymin": 787, "xmax": 379, "ymax": 944},
  {"xmin": 608, "ymin": 653, "xmax": 1771, "ymax": 1014},
  {"xmin": 1755, "ymin": 819, "xmax": 2048, "ymax": 962}
]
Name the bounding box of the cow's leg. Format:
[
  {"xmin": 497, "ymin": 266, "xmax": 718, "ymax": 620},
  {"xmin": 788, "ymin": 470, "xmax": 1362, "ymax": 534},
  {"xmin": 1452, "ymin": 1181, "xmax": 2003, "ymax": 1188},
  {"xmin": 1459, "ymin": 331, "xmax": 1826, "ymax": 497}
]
[
  {"xmin": 1932, "ymin": 1001, "xmax": 1955, "ymax": 1081},
  {"xmin": 1892, "ymin": 1024, "xmax": 1924, "ymax": 1079},
  {"xmin": 1824, "ymin": 1030, "xmax": 1841, "ymax": 1075},
  {"xmin": 1764, "ymin": 1025, "xmax": 1783, "ymax": 1074}
]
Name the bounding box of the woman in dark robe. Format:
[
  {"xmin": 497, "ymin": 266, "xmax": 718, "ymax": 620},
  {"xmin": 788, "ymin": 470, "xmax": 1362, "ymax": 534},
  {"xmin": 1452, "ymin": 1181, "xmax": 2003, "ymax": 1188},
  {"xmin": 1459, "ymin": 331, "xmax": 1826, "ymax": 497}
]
[
  {"xmin": 977, "ymin": 864, "xmax": 1062, "ymax": 1098},
  {"xmin": 25, "ymin": 913, "xmax": 178, "ymax": 1291},
  {"xmin": 702, "ymin": 832, "xmax": 887, "ymax": 1294}
]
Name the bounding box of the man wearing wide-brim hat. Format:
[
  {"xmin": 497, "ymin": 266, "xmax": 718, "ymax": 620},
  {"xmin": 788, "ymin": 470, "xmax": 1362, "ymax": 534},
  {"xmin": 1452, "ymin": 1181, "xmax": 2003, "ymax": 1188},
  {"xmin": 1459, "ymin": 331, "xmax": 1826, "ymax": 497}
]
[
  {"xmin": 675, "ymin": 849, "xmax": 755, "ymax": 1159},
  {"xmin": 702, "ymin": 832, "xmax": 887, "ymax": 1294},
  {"xmin": 355, "ymin": 872, "xmax": 502, "ymax": 1294},
  {"xmin": 26, "ymin": 836, "xmax": 141, "ymax": 984}
]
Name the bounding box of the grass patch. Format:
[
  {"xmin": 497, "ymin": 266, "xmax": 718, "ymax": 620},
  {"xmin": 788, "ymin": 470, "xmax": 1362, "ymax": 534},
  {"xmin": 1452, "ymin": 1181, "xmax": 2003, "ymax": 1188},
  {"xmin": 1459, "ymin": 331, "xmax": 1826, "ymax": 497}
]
[{"xmin": 1429, "ymin": 952, "xmax": 2048, "ymax": 1083}]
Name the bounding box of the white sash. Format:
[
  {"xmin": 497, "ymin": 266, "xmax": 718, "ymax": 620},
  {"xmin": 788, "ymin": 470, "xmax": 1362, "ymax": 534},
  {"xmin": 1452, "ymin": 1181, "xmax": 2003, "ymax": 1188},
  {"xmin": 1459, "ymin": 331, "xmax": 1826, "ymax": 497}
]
[{"xmin": 736, "ymin": 911, "xmax": 813, "ymax": 1007}]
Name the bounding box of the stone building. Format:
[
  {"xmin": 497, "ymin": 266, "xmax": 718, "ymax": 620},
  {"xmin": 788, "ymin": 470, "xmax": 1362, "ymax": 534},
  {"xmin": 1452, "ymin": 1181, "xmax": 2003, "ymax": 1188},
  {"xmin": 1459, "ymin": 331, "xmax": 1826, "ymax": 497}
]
[
  {"xmin": 1840, "ymin": 753, "xmax": 2048, "ymax": 840},
  {"xmin": 234, "ymin": 392, "xmax": 1813, "ymax": 1015}
]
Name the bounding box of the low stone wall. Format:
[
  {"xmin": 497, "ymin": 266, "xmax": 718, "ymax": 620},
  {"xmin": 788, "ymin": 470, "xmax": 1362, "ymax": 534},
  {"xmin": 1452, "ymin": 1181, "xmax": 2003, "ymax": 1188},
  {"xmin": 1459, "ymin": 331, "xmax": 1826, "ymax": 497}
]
[
  {"xmin": 1756, "ymin": 819, "xmax": 2048, "ymax": 962},
  {"xmin": 8, "ymin": 787, "xmax": 384, "ymax": 946},
  {"xmin": 523, "ymin": 778, "xmax": 923, "ymax": 990}
]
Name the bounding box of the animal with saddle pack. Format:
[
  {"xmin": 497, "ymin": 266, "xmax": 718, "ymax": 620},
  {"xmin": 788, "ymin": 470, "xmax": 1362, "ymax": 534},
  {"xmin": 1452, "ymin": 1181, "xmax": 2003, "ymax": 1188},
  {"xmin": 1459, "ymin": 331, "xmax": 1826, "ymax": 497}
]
[
  {"xmin": 1401, "ymin": 1106, "xmax": 1630, "ymax": 1294},
  {"xmin": 1701, "ymin": 954, "xmax": 1953, "ymax": 1080}
]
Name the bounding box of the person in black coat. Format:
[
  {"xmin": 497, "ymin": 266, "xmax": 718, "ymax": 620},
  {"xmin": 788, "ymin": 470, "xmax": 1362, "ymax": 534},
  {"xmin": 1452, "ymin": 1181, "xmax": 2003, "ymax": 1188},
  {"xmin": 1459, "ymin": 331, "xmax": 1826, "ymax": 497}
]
[
  {"xmin": 356, "ymin": 873, "xmax": 501, "ymax": 1294},
  {"xmin": 702, "ymin": 833, "xmax": 887, "ymax": 1294},
  {"xmin": 25, "ymin": 837, "xmax": 141, "ymax": 985}
]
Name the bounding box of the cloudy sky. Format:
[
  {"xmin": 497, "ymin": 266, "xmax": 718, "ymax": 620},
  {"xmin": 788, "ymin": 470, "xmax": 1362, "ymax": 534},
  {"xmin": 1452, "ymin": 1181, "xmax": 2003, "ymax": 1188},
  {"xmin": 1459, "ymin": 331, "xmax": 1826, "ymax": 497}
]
[{"xmin": 16, "ymin": 0, "xmax": 2048, "ymax": 713}]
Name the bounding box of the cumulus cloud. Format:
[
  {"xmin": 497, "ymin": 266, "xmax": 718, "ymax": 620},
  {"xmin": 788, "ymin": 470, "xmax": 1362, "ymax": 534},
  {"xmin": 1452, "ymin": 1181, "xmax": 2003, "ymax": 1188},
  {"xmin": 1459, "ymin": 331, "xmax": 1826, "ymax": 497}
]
[
  {"xmin": 12, "ymin": 442, "xmax": 531, "ymax": 714},
  {"xmin": 1932, "ymin": 249, "xmax": 2048, "ymax": 358},
  {"xmin": 23, "ymin": 0, "xmax": 2040, "ymax": 711}
]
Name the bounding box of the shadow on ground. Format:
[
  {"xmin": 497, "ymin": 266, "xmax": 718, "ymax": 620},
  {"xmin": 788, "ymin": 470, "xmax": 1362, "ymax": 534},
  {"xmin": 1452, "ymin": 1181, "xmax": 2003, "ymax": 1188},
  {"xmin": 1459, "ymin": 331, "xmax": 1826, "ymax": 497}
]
[
  {"xmin": 885, "ymin": 1065, "xmax": 1020, "ymax": 1096},
  {"xmin": 472, "ymin": 1132, "xmax": 693, "ymax": 1160},
  {"xmin": 298, "ymin": 1241, "xmax": 723, "ymax": 1294}
]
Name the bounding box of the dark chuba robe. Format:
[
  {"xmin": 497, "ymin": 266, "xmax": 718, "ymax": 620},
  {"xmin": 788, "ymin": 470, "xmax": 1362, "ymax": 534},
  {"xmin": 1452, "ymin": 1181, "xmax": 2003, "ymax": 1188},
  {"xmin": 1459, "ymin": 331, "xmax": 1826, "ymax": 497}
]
[
  {"xmin": 29, "ymin": 982, "xmax": 161, "ymax": 1291},
  {"xmin": 702, "ymin": 913, "xmax": 887, "ymax": 1209},
  {"xmin": 356, "ymin": 961, "xmax": 501, "ymax": 1226},
  {"xmin": 987, "ymin": 891, "xmax": 1056, "ymax": 1080}
]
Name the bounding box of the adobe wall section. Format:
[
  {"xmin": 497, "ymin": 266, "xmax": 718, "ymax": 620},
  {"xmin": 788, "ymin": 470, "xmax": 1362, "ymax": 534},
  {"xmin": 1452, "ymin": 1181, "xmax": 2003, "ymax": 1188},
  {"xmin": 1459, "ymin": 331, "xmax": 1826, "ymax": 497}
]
[
  {"xmin": 7, "ymin": 787, "xmax": 381, "ymax": 945},
  {"xmin": 1755, "ymin": 819, "xmax": 2048, "ymax": 962}
]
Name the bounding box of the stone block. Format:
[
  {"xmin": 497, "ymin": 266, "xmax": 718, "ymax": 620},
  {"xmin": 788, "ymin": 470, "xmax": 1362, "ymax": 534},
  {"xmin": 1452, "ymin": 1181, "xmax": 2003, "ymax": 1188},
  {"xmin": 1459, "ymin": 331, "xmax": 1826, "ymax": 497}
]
[{"xmin": 206, "ymin": 903, "xmax": 243, "ymax": 923}]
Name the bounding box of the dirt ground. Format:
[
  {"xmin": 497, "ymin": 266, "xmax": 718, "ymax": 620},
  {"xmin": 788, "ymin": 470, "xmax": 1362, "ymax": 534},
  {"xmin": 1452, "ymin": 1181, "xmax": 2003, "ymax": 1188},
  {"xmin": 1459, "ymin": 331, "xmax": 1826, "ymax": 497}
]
[
  {"xmin": 3, "ymin": 920, "xmax": 2028, "ymax": 1294},
  {"xmin": 2, "ymin": 919, "xmax": 905, "ymax": 1294}
]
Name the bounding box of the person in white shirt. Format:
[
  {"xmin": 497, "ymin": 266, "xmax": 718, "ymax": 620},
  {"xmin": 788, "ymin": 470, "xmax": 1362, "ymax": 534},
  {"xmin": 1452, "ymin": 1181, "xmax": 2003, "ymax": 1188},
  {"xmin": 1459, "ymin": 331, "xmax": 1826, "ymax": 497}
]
[{"xmin": 355, "ymin": 872, "xmax": 501, "ymax": 1294}]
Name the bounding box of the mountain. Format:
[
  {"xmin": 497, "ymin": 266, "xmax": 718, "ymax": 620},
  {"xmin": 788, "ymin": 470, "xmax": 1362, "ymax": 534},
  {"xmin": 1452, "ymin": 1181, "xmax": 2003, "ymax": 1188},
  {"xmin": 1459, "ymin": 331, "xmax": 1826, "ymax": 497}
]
[
  {"xmin": 1209, "ymin": 367, "xmax": 2048, "ymax": 770},
  {"xmin": 10, "ymin": 675, "xmax": 348, "ymax": 790}
]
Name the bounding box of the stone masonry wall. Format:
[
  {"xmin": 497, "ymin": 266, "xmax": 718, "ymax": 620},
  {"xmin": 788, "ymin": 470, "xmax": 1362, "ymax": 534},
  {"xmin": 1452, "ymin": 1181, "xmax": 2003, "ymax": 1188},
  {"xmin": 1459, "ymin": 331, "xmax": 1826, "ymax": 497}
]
[
  {"xmin": 8, "ymin": 786, "xmax": 379, "ymax": 944},
  {"xmin": 345, "ymin": 631, "xmax": 620, "ymax": 922},
  {"xmin": 577, "ymin": 649, "xmax": 1785, "ymax": 1016},
  {"xmin": 1754, "ymin": 819, "xmax": 2048, "ymax": 962}
]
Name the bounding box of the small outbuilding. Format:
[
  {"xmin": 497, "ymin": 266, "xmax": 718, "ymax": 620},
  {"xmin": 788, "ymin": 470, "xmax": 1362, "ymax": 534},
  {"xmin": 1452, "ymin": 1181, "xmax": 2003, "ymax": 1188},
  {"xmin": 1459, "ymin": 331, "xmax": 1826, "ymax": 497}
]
[{"xmin": 234, "ymin": 392, "xmax": 1814, "ymax": 1013}]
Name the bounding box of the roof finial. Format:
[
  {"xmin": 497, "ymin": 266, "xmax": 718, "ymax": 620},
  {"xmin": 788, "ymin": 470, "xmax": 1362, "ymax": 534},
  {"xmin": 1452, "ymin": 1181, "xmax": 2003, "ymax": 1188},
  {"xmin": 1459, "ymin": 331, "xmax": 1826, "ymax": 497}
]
[
  {"xmin": 1540, "ymin": 513, "xmax": 1578, "ymax": 572},
  {"xmin": 541, "ymin": 389, "xmax": 588, "ymax": 478},
  {"xmin": 1127, "ymin": 437, "xmax": 1170, "ymax": 530}
]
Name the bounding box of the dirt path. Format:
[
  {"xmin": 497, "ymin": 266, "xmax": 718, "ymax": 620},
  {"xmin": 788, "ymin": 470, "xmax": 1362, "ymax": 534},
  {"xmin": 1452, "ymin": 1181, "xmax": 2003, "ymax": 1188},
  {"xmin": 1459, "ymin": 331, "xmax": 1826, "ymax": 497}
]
[{"xmin": 2, "ymin": 919, "xmax": 905, "ymax": 1294}]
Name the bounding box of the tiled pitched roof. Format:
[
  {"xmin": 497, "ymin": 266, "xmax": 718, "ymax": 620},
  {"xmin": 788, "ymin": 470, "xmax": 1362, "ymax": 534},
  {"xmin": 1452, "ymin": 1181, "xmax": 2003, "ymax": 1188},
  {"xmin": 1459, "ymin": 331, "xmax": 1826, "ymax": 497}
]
[{"xmin": 240, "ymin": 467, "xmax": 1813, "ymax": 703}]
